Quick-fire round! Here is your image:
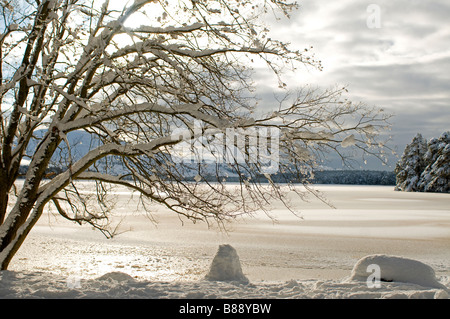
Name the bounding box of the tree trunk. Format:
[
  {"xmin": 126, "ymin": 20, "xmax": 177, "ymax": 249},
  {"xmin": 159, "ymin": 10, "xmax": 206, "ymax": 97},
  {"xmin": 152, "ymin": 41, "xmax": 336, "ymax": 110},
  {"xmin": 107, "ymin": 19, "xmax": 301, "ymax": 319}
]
[
  {"xmin": 0, "ymin": 129, "xmax": 61, "ymax": 269},
  {"xmin": 0, "ymin": 205, "xmax": 44, "ymax": 270}
]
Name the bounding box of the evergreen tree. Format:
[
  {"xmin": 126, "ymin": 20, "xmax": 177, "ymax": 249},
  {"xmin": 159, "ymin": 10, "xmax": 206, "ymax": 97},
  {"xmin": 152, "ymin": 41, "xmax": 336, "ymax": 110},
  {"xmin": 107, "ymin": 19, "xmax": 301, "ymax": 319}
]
[
  {"xmin": 394, "ymin": 133, "xmax": 428, "ymax": 191},
  {"xmin": 417, "ymin": 132, "xmax": 450, "ymax": 193}
]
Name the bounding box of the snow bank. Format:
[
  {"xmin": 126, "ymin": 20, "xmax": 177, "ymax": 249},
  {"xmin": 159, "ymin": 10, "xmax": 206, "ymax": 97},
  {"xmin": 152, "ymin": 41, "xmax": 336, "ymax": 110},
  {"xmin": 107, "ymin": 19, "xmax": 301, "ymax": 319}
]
[
  {"xmin": 204, "ymin": 245, "xmax": 249, "ymax": 283},
  {"xmin": 1, "ymin": 251, "xmax": 448, "ymax": 299},
  {"xmin": 0, "ymin": 270, "xmax": 448, "ymax": 299},
  {"xmin": 349, "ymin": 254, "xmax": 447, "ymax": 289}
]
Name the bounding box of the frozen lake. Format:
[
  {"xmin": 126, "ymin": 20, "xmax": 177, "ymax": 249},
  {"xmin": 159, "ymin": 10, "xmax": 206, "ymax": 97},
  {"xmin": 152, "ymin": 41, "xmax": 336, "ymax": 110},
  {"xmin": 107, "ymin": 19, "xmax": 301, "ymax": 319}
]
[{"xmin": 10, "ymin": 184, "xmax": 450, "ymax": 284}]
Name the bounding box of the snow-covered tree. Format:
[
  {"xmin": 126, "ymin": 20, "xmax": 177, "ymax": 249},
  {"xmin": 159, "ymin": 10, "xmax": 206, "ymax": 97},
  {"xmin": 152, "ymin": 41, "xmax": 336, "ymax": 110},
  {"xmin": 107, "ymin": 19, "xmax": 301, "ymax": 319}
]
[
  {"xmin": 0, "ymin": 0, "xmax": 390, "ymax": 269},
  {"xmin": 417, "ymin": 132, "xmax": 449, "ymax": 193},
  {"xmin": 395, "ymin": 132, "xmax": 449, "ymax": 193},
  {"xmin": 394, "ymin": 133, "xmax": 427, "ymax": 192}
]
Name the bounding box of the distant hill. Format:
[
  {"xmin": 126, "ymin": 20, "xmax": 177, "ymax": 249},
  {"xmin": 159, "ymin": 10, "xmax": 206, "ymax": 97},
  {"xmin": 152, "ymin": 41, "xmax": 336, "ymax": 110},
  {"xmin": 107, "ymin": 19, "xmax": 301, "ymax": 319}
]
[{"xmin": 24, "ymin": 129, "xmax": 99, "ymax": 164}]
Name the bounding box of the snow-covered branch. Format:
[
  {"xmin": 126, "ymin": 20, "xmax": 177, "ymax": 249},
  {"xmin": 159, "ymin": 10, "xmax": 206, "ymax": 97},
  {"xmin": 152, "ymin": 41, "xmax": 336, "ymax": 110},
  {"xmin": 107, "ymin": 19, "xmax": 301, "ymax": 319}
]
[
  {"xmin": 123, "ymin": 22, "xmax": 205, "ymax": 35},
  {"xmin": 62, "ymin": 102, "xmax": 230, "ymax": 132}
]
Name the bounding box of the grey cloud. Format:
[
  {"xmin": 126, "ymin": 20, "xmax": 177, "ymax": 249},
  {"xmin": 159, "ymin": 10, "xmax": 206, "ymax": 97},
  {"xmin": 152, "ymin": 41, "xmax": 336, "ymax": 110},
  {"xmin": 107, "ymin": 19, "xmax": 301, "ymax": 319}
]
[
  {"xmin": 259, "ymin": 0, "xmax": 450, "ymax": 164},
  {"xmin": 331, "ymin": 57, "xmax": 450, "ymax": 98}
]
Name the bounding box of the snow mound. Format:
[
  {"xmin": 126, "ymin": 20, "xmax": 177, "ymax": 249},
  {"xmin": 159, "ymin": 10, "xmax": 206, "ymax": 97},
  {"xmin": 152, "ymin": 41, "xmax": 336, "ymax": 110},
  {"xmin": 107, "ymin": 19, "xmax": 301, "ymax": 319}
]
[
  {"xmin": 96, "ymin": 272, "xmax": 136, "ymax": 283},
  {"xmin": 204, "ymin": 244, "xmax": 249, "ymax": 283},
  {"xmin": 349, "ymin": 254, "xmax": 446, "ymax": 289}
]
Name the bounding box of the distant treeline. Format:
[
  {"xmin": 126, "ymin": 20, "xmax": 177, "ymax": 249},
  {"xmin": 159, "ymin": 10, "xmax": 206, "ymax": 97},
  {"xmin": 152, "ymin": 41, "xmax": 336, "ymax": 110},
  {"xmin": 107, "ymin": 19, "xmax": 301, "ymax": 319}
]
[
  {"xmin": 18, "ymin": 164, "xmax": 395, "ymax": 186},
  {"xmin": 186, "ymin": 170, "xmax": 396, "ymax": 185},
  {"xmin": 311, "ymin": 170, "xmax": 396, "ymax": 185}
]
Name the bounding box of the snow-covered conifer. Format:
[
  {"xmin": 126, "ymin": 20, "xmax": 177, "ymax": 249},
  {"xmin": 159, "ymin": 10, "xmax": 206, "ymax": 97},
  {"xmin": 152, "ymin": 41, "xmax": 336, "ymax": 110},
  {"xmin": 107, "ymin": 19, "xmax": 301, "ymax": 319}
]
[
  {"xmin": 394, "ymin": 134, "xmax": 427, "ymax": 192},
  {"xmin": 417, "ymin": 132, "xmax": 449, "ymax": 193}
]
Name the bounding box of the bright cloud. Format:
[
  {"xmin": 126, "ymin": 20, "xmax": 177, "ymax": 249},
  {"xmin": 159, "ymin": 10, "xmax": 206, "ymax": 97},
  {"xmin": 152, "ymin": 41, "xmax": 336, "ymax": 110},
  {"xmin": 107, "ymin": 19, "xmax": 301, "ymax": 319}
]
[{"xmin": 253, "ymin": 0, "xmax": 450, "ymax": 169}]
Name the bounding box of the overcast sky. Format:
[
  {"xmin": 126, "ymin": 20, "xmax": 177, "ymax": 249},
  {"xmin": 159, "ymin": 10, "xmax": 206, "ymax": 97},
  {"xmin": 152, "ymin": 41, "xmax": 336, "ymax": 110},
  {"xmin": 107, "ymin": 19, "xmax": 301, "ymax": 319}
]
[{"xmin": 254, "ymin": 0, "xmax": 450, "ymax": 169}]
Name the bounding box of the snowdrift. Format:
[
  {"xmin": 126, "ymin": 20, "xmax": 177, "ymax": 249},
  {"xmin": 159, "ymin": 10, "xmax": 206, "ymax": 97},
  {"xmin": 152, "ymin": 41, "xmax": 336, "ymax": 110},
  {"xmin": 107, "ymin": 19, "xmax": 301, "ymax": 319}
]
[
  {"xmin": 349, "ymin": 254, "xmax": 447, "ymax": 289},
  {"xmin": 0, "ymin": 250, "xmax": 448, "ymax": 299}
]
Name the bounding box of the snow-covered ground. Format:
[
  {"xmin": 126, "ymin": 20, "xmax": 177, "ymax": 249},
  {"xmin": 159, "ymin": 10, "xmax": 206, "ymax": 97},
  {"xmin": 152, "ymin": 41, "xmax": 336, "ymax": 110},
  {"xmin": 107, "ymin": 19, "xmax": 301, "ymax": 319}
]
[{"xmin": 1, "ymin": 184, "xmax": 449, "ymax": 299}]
